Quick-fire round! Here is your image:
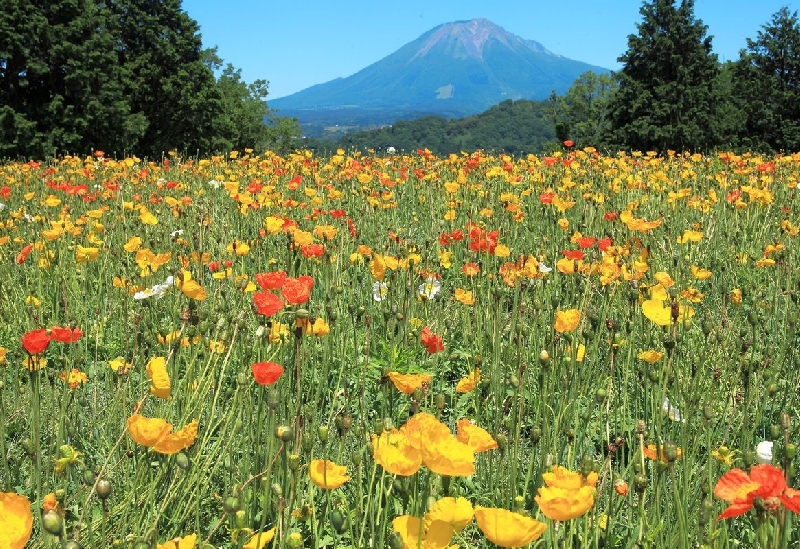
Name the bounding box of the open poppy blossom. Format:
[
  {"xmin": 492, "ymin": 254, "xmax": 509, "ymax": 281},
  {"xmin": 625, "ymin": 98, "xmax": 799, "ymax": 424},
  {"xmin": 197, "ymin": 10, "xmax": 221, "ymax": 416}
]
[
  {"xmin": 420, "ymin": 326, "xmax": 444, "ymax": 354},
  {"xmin": 253, "ymin": 291, "xmax": 284, "ymax": 316},
  {"xmin": 21, "ymin": 328, "xmax": 52, "ymax": 355},
  {"xmin": 715, "ymin": 464, "xmax": 800, "ymax": 519},
  {"xmin": 50, "ymin": 325, "xmax": 83, "ymax": 344},
  {"xmin": 252, "ymin": 361, "xmax": 284, "ymax": 385}
]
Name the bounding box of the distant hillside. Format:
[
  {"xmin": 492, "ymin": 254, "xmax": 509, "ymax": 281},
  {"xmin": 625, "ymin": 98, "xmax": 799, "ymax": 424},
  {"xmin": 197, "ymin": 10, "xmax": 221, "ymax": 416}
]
[
  {"xmin": 306, "ymin": 98, "xmax": 555, "ymax": 156},
  {"xmin": 270, "ymin": 19, "xmax": 609, "ymax": 137}
]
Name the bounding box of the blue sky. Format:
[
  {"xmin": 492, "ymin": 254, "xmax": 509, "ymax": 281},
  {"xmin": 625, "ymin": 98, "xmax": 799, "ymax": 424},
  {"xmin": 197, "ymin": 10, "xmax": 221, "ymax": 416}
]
[{"xmin": 181, "ymin": 0, "xmax": 798, "ymax": 99}]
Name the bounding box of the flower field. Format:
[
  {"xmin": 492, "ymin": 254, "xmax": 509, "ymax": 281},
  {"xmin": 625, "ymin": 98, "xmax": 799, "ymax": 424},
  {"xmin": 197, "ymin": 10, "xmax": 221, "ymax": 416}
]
[{"xmin": 2, "ymin": 146, "xmax": 800, "ymax": 548}]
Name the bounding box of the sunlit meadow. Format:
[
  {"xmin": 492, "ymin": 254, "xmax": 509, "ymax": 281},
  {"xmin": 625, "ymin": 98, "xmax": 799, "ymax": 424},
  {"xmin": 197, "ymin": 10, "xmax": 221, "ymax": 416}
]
[{"xmin": 1, "ymin": 146, "xmax": 800, "ymax": 548}]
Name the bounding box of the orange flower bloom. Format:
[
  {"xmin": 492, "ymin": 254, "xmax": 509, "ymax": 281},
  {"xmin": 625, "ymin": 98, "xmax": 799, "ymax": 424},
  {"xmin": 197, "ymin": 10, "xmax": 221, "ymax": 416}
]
[
  {"xmin": 309, "ymin": 459, "xmax": 350, "ymax": 489},
  {"xmin": 554, "ymin": 309, "xmax": 581, "ymax": 333},
  {"xmin": 715, "ymin": 464, "xmax": 800, "ymax": 519},
  {"xmin": 392, "ymin": 515, "xmax": 454, "ymax": 549},
  {"xmin": 127, "ymin": 415, "xmax": 198, "ymax": 455},
  {"xmin": 146, "ymin": 356, "xmax": 171, "ymax": 399},
  {"xmin": 420, "ymin": 326, "xmax": 444, "ymax": 354},
  {"xmin": 535, "ymin": 466, "xmax": 598, "ymax": 521},
  {"xmin": 16, "ymin": 244, "xmax": 33, "ymax": 265},
  {"xmin": 281, "ymin": 276, "xmax": 313, "ymax": 305},
  {"xmin": 387, "ymin": 372, "xmax": 431, "ymax": 394},
  {"xmin": 50, "ymin": 325, "xmax": 83, "ymax": 344},
  {"xmin": 156, "ymin": 533, "xmax": 197, "ymax": 549},
  {"xmin": 254, "ymin": 271, "xmax": 287, "ymax": 290},
  {"xmin": 456, "ymin": 418, "xmax": 498, "ymax": 453},
  {"xmin": 455, "ymin": 368, "xmax": 480, "ymax": 393},
  {"xmin": 21, "ymin": 328, "xmax": 51, "ymax": 355},
  {"xmin": 253, "ymin": 291, "xmax": 284, "ymax": 316}
]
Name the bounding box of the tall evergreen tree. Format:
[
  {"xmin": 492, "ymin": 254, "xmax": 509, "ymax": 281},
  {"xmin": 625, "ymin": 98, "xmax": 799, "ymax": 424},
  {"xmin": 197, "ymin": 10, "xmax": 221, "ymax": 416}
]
[
  {"xmin": 547, "ymin": 71, "xmax": 616, "ymax": 151},
  {"xmin": 731, "ymin": 7, "xmax": 800, "ymax": 152},
  {"xmin": 608, "ymin": 0, "xmax": 721, "ymax": 152}
]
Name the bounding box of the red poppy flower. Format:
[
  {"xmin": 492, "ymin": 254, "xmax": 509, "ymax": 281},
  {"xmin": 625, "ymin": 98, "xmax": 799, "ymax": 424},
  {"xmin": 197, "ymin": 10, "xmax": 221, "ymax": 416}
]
[
  {"xmin": 715, "ymin": 464, "xmax": 800, "ymax": 519},
  {"xmin": 538, "ymin": 192, "xmax": 555, "ymax": 205},
  {"xmin": 21, "ymin": 328, "xmax": 52, "ymax": 355},
  {"xmin": 576, "ymin": 236, "xmax": 596, "ymax": 249},
  {"xmin": 598, "ymin": 237, "xmax": 613, "ymax": 251},
  {"xmin": 563, "ymin": 139, "xmax": 574, "ymax": 148},
  {"xmin": 450, "ymin": 229, "xmax": 464, "ymax": 241},
  {"xmin": 563, "ymin": 249, "xmax": 584, "ymax": 261},
  {"xmin": 50, "ymin": 326, "xmax": 83, "ymax": 344},
  {"xmin": 438, "ymin": 232, "xmax": 453, "ymax": 246},
  {"xmin": 16, "ymin": 244, "xmax": 33, "ymax": 265},
  {"xmin": 255, "ymin": 271, "xmax": 287, "ymax": 290},
  {"xmin": 253, "ymin": 292, "xmax": 285, "ymax": 316},
  {"xmin": 420, "ymin": 326, "xmax": 444, "ymax": 354},
  {"xmin": 252, "ymin": 362, "xmax": 284, "ymax": 385},
  {"xmin": 281, "ymin": 276, "xmax": 314, "ymax": 305},
  {"xmin": 604, "ymin": 212, "xmax": 618, "ymax": 221},
  {"xmin": 301, "ymin": 243, "xmax": 325, "ymax": 258},
  {"xmin": 207, "ymin": 261, "xmax": 221, "ymax": 272}
]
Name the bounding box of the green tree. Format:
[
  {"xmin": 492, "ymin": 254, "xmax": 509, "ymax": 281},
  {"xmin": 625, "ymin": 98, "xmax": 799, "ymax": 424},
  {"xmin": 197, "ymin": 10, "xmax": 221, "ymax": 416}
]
[
  {"xmin": 608, "ymin": 0, "xmax": 721, "ymax": 152},
  {"xmin": 0, "ymin": 0, "xmax": 296, "ymax": 159},
  {"xmin": 548, "ymin": 71, "xmax": 616, "ymax": 151},
  {"xmin": 731, "ymin": 7, "xmax": 800, "ymax": 152}
]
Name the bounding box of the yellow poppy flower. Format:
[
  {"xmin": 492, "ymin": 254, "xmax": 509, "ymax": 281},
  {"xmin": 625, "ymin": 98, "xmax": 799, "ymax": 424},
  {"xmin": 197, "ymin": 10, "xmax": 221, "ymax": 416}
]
[
  {"xmin": 146, "ymin": 356, "xmax": 171, "ymax": 399},
  {"xmin": 424, "ymin": 496, "xmax": 474, "ymax": 533},
  {"xmin": 456, "ymin": 419, "xmax": 498, "ymax": 453},
  {"xmin": 156, "ymin": 533, "xmax": 196, "ymax": 549},
  {"xmin": 309, "ymin": 459, "xmax": 350, "ymax": 489},
  {"xmin": 0, "ymin": 492, "xmax": 33, "ymax": 549},
  {"xmin": 474, "ymin": 506, "xmax": 546, "ymax": 547},
  {"xmin": 393, "ymin": 515, "xmax": 454, "ymax": 549},
  {"xmin": 455, "ymin": 368, "xmax": 480, "ymax": 393},
  {"xmin": 372, "ymin": 429, "xmax": 423, "ymax": 476},
  {"xmin": 243, "ymin": 528, "xmax": 276, "ymax": 549},
  {"xmin": 387, "ymin": 372, "xmax": 431, "ymax": 394}
]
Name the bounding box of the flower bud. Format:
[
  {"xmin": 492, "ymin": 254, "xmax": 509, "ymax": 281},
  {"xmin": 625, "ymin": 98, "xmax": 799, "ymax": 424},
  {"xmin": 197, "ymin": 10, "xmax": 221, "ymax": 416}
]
[
  {"xmin": 288, "ymin": 454, "xmax": 300, "ymax": 471},
  {"xmin": 175, "ymin": 452, "xmax": 191, "ymax": 471},
  {"xmin": 235, "ymin": 510, "xmax": 247, "ymax": 529},
  {"xmin": 223, "ymin": 496, "xmax": 241, "ymax": 514},
  {"xmin": 286, "ymin": 531, "xmax": 303, "ymax": 548},
  {"xmin": 276, "ymin": 425, "xmax": 293, "ymax": 442},
  {"xmin": 318, "ymin": 425, "xmax": 329, "ymax": 443},
  {"xmin": 614, "ymin": 479, "xmax": 629, "ymax": 496},
  {"xmin": 539, "ymin": 350, "xmax": 550, "ymax": 367},
  {"xmin": 786, "ymin": 443, "xmax": 797, "ymax": 460},
  {"xmin": 663, "ymin": 441, "xmax": 679, "ymax": 462},
  {"xmin": 329, "ymin": 510, "xmax": 349, "ymax": 534}
]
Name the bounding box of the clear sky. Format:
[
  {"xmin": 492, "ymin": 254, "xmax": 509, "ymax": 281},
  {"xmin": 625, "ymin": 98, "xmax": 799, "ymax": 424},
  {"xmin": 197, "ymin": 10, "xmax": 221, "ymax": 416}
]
[{"xmin": 181, "ymin": 0, "xmax": 798, "ymax": 99}]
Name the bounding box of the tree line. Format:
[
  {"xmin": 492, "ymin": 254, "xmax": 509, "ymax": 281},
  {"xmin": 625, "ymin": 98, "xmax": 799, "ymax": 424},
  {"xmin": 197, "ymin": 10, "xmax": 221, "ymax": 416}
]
[
  {"xmin": 0, "ymin": 0, "xmax": 299, "ymax": 159},
  {"xmin": 321, "ymin": 1, "xmax": 800, "ymax": 156}
]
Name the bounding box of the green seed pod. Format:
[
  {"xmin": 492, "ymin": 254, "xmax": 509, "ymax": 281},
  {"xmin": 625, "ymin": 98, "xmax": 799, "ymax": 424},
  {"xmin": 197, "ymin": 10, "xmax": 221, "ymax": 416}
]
[
  {"xmin": 786, "ymin": 443, "xmax": 797, "ymax": 460},
  {"xmin": 595, "ymin": 388, "xmax": 607, "ymax": 403},
  {"xmin": 42, "ymin": 510, "xmax": 64, "ymax": 535},
  {"xmin": 223, "ymin": 496, "xmax": 241, "ymax": 514},
  {"xmin": 329, "ymin": 510, "xmax": 350, "ymax": 534},
  {"xmin": 82, "ymin": 469, "xmax": 96, "ymax": 486},
  {"xmin": 234, "ymin": 510, "xmax": 247, "ymax": 529},
  {"xmin": 288, "ymin": 454, "xmax": 300, "ymax": 472},
  {"xmin": 770, "ymin": 424, "xmax": 782, "ymax": 440},
  {"xmin": 95, "ymin": 479, "xmax": 112, "ymax": 500}
]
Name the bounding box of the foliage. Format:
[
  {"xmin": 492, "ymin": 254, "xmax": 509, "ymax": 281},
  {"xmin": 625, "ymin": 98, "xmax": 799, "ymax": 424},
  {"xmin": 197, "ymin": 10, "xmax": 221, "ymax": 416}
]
[
  {"xmin": 0, "ymin": 0, "xmax": 298, "ymax": 159},
  {"xmin": 729, "ymin": 7, "xmax": 800, "ymax": 153},
  {"xmin": 547, "ymin": 71, "xmax": 616, "ymax": 150}
]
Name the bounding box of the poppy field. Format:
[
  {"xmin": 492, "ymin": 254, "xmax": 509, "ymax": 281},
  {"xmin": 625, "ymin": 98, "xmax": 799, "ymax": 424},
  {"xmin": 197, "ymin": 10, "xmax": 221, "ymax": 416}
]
[{"xmin": 2, "ymin": 146, "xmax": 800, "ymax": 548}]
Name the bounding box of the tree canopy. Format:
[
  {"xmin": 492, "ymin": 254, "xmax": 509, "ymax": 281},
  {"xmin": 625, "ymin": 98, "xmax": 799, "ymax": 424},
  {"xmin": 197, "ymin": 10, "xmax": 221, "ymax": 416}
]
[{"xmin": 0, "ymin": 0, "xmax": 297, "ymax": 159}]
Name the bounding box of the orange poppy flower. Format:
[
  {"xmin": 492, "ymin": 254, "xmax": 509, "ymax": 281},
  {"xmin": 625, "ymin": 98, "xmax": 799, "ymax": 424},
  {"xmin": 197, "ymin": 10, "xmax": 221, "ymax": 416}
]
[
  {"xmin": 252, "ymin": 291, "xmax": 284, "ymax": 317},
  {"xmin": 387, "ymin": 372, "xmax": 431, "ymax": 394},
  {"xmin": 254, "ymin": 271, "xmax": 287, "ymax": 290},
  {"xmin": 455, "ymin": 368, "xmax": 480, "ymax": 393},
  {"xmin": 156, "ymin": 533, "xmax": 197, "ymax": 549},
  {"xmin": 281, "ymin": 276, "xmax": 313, "ymax": 305},
  {"xmin": 21, "ymin": 328, "xmax": 52, "ymax": 355},
  {"xmin": 535, "ymin": 466, "xmax": 598, "ymax": 521},
  {"xmin": 554, "ymin": 309, "xmax": 581, "ymax": 333},
  {"xmin": 715, "ymin": 464, "xmax": 800, "ymax": 519},
  {"xmin": 50, "ymin": 325, "xmax": 83, "ymax": 344},
  {"xmin": 372, "ymin": 429, "xmax": 423, "ymax": 476},
  {"xmin": 146, "ymin": 356, "xmax": 171, "ymax": 399},
  {"xmin": 456, "ymin": 418, "xmax": 498, "ymax": 453}
]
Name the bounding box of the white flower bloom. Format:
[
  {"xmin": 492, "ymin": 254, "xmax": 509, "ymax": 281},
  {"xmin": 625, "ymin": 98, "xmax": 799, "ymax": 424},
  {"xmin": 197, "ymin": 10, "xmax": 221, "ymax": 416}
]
[
  {"xmin": 418, "ymin": 277, "xmax": 441, "ymax": 301},
  {"xmin": 24, "ymin": 214, "xmax": 35, "ymax": 223},
  {"xmin": 170, "ymin": 229, "xmax": 185, "ymax": 238},
  {"xmin": 372, "ymin": 281, "xmax": 389, "ymax": 302},
  {"xmin": 387, "ymin": 146, "xmax": 396, "ymax": 154},
  {"xmin": 0, "ymin": 202, "xmax": 5, "ymax": 211},
  {"xmin": 208, "ymin": 179, "xmax": 224, "ymax": 189},
  {"xmin": 662, "ymin": 395, "xmax": 685, "ymax": 423},
  {"xmin": 756, "ymin": 440, "xmax": 773, "ymax": 464},
  {"xmin": 134, "ymin": 276, "xmax": 174, "ymax": 300},
  {"xmin": 538, "ymin": 262, "xmax": 552, "ymax": 273}
]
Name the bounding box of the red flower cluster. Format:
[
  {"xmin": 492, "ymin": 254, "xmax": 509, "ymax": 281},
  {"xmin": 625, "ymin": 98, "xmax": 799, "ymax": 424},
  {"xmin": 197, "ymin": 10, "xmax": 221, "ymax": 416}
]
[
  {"xmin": 467, "ymin": 225, "xmax": 498, "ymax": 254},
  {"xmin": 438, "ymin": 229, "xmax": 464, "ymax": 246},
  {"xmin": 252, "ymin": 272, "xmax": 314, "ymax": 316}
]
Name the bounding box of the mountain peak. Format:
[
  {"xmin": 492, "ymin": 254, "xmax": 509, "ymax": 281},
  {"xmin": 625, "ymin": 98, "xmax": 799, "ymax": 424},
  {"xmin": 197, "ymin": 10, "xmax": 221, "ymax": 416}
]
[{"xmin": 410, "ymin": 18, "xmax": 551, "ymax": 62}]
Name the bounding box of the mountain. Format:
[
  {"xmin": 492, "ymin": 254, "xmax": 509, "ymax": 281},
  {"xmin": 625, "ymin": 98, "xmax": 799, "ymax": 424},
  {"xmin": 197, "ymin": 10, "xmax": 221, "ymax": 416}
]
[{"xmin": 270, "ymin": 19, "xmax": 610, "ymax": 136}]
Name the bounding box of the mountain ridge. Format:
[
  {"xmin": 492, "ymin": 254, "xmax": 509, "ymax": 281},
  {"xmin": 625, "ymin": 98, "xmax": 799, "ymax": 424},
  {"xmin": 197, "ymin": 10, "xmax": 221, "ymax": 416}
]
[{"xmin": 270, "ymin": 19, "xmax": 609, "ymax": 136}]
